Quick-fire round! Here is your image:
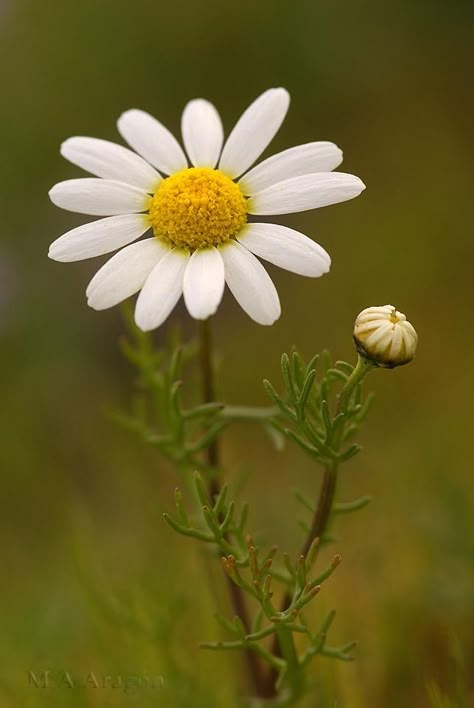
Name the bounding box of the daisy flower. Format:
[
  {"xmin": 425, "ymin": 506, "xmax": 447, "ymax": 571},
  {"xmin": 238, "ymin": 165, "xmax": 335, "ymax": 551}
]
[{"xmin": 49, "ymin": 88, "xmax": 365, "ymax": 330}]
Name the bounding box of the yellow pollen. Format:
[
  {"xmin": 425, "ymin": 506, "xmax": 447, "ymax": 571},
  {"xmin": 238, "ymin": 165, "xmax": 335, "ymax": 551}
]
[
  {"xmin": 149, "ymin": 167, "xmax": 247, "ymax": 249},
  {"xmin": 388, "ymin": 306, "xmax": 405, "ymax": 324}
]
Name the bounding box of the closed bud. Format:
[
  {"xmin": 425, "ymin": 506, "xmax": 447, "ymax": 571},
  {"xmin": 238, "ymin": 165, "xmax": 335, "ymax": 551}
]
[{"xmin": 353, "ymin": 305, "xmax": 417, "ymax": 368}]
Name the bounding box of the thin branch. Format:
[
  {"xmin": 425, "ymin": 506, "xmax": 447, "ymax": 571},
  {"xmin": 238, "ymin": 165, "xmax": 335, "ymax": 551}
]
[{"xmin": 197, "ymin": 318, "xmax": 271, "ymax": 699}]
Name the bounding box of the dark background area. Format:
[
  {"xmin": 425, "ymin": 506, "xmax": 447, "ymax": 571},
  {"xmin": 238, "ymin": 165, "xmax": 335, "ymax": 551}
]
[{"xmin": 0, "ymin": 1, "xmax": 473, "ymax": 706}]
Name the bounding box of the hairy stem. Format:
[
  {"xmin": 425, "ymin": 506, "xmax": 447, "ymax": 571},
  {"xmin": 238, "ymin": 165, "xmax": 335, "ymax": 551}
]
[{"xmin": 197, "ymin": 318, "xmax": 270, "ymax": 699}]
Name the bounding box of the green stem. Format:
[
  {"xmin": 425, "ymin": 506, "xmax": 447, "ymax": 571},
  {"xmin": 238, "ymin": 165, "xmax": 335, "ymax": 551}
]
[
  {"xmin": 276, "ymin": 626, "xmax": 305, "ymax": 702},
  {"xmin": 196, "ymin": 318, "xmax": 270, "ymax": 700},
  {"xmin": 197, "ymin": 319, "xmax": 219, "ymax": 491},
  {"xmin": 336, "ymin": 355, "xmax": 375, "ymax": 416},
  {"xmin": 265, "ymin": 354, "xmax": 375, "ymax": 696},
  {"xmin": 221, "ymin": 404, "xmax": 280, "ymax": 421},
  {"xmin": 300, "ymin": 463, "xmax": 337, "ymax": 559}
]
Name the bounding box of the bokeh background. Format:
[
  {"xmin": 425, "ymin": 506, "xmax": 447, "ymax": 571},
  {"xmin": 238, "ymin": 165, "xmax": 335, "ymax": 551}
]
[{"xmin": 1, "ymin": 0, "xmax": 473, "ymax": 706}]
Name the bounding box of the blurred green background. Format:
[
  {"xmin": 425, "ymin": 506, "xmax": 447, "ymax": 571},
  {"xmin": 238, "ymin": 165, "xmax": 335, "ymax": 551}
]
[{"xmin": 0, "ymin": 0, "xmax": 473, "ymax": 706}]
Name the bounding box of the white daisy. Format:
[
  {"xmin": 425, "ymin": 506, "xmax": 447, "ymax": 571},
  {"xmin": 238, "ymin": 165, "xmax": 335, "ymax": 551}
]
[{"xmin": 48, "ymin": 88, "xmax": 365, "ymax": 330}]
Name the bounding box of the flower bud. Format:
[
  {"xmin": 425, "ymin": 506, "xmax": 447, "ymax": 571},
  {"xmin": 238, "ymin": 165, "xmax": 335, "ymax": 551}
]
[{"xmin": 353, "ymin": 305, "xmax": 417, "ymax": 368}]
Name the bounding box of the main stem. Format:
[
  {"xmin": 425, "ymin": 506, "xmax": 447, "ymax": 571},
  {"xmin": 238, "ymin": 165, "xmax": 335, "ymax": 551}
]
[
  {"xmin": 197, "ymin": 318, "xmax": 219, "ymax": 491},
  {"xmin": 266, "ymin": 355, "xmax": 375, "ymax": 695},
  {"xmin": 197, "ymin": 318, "xmax": 269, "ymax": 699},
  {"xmin": 266, "ymin": 461, "xmax": 338, "ymax": 688},
  {"xmin": 300, "ymin": 463, "xmax": 338, "ymax": 559}
]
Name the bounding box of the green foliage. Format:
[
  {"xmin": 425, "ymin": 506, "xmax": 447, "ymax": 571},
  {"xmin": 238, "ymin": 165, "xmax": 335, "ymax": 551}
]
[
  {"xmin": 112, "ymin": 305, "xmax": 277, "ymax": 477},
  {"xmin": 264, "ymin": 351, "xmax": 375, "ymax": 468},
  {"xmin": 166, "ymin": 472, "xmax": 353, "ymax": 707},
  {"xmin": 115, "ymin": 316, "xmax": 380, "ymax": 706}
]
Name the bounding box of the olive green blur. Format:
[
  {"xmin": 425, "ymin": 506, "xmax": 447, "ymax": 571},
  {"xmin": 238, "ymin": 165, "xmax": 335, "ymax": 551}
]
[{"xmin": 0, "ymin": 1, "xmax": 473, "ymax": 706}]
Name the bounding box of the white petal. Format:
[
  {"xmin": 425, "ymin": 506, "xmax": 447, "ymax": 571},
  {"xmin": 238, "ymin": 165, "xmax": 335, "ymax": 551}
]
[
  {"xmin": 181, "ymin": 99, "xmax": 224, "ymax": 168},
  {"xmin": 49, "ymin": 179, "xmax": 149, "ymax": 216},
  {"xmin": 183, "ymin": 247, "xmax": 225, "ymax": 319},
  {"xmin": 237, "ymin": 223, "xmax": 330, "ymax": 277},
  {"xmin": 60, "ymin": 137, "xmax": 161, "ymax": 191},
  {"xmin": 239, "ymin": 142, "xmax": 343, "ymax": 195},
  {"xmin": 389, "ymin": 324, "xmax": 403, "ymax": 360},
  {"xmin": 135, "ymin": 248, "xmax": 190, "ymax": 331},
  {"xmin": 86, "ymin": 238, "xmax": 168, "ymax": 310},
  {"xmin": 363, "ymin": 321, "xmax": 392, "ymax": 349},
  {"xmin": 117, "ymin": 109, "xmax": 188, "ymax": 175},
  {"xmin": 220, "ymin": 240, "xmax": 280, "ymax": 326},
  {"xmin": 219, "ymin": 88, "xmax": 290, "ymax": 179},
  {"xmin": 49, "ymin": 214, "xmax": 151, "ymax": 262},
  {"xmin": 248, "ymin": 172, "xmax": 365, "ymax": 215}
]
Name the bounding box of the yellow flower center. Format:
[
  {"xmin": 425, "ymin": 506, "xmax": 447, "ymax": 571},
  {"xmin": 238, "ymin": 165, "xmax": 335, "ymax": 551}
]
[
  {"xmin": 149, "ymin": 167, "xmax": 247, "ymax": 249},
  {"xmin": 389, "ymin": 309, "xmax": 405, "ymax": 324}
]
